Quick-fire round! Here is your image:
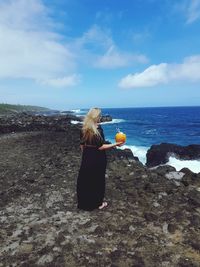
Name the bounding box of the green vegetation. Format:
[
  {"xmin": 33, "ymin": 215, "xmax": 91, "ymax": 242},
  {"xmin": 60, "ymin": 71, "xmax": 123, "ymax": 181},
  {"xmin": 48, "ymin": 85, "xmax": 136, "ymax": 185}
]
[{"xmin": 0, "ymin": 103, "xmax": 51, "ymax": 115}]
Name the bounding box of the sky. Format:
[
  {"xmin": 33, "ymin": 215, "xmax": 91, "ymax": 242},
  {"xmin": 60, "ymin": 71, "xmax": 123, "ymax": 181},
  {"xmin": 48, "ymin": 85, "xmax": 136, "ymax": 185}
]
[{"xmin": 0, "ymin": 0, "xmax": 200, "ymax": 110}]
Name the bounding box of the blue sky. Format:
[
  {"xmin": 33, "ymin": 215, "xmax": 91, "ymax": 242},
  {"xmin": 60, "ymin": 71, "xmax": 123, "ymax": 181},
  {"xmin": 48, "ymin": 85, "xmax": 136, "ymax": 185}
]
[{"xmin": 0, "ymin": 0, "xmax": 200, "ymax": 110}]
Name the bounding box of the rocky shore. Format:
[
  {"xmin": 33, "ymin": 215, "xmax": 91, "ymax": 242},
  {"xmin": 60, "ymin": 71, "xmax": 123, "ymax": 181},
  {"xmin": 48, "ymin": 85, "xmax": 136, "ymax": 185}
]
[
  {"xmin": 0, "ymin": 113, "xmax": 200, "ymax": 267},
  {"xmin": 146, "ymin": 143, "xmax": 200, "ymax": 167}
]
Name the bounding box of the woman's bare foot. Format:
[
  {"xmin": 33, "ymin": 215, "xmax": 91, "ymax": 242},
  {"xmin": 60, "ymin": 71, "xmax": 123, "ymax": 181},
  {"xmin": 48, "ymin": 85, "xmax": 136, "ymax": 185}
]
[{"xmin": 98, "ymin": 202, "xmax": 108, "ymax": 210}]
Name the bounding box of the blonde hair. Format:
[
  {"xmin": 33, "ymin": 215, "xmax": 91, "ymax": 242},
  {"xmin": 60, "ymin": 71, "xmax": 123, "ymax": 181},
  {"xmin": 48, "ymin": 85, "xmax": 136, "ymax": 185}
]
[{"xmin": 82, "ymin": 107, "xmax": 101, "ymax": 142}]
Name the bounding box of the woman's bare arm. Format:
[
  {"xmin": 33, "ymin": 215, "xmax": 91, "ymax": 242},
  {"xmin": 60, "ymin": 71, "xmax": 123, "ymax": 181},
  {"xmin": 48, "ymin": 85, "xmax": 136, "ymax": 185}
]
[{"xmin": 98, "ymin": 142, "xmax": 124, "ymax": 151}]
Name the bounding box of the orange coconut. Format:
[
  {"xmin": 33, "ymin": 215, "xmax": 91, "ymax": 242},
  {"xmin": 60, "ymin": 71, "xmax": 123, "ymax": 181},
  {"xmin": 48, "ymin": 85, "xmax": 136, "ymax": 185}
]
[{"xmin": 115, "ymin": 132, "xmax": 126, "ymax": 143}]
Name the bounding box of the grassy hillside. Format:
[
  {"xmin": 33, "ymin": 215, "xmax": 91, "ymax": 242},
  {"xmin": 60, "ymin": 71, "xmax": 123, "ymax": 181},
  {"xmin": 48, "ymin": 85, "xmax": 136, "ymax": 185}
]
[{"xmin": 0, "ymin": 103, "xmax": 51, "ymax": 115}]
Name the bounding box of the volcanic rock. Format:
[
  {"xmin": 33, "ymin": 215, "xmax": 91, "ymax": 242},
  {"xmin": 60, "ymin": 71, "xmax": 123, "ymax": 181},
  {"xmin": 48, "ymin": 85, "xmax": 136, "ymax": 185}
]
[
  {"xmin": 0, "ymin": 114, "xmax": 200, "ymax": 266},
  {"xmin": 146, "ymin": 143, "xmax": 200, "ymax": 167}
]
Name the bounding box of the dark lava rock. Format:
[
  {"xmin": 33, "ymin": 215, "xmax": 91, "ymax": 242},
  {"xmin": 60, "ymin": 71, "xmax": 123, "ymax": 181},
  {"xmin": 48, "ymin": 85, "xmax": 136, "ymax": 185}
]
[
  {"xmin": 180, "ymin": 168, "xmax": 194, "ymax": 176},
  {"xmin": 178, "ymin": 258, "xmax": 199, "ymax": 267},
  {"xmin": 144, "ymin": 211, "xmax": 159, "ymax": 222},
  {"xmin": 189, "ymin": 214, "xmax": 200, "ymax": 227},
  {"xmin": 107, "ymin": 146, "xmax": 139, "ymax": 162},
  {"xmin": 146, "ymin": 143, "xmax": 200, "ymax": 167},
  {"xmin": 83, "ymin": 114, "xmax": 113, "ymax": 123},
  {"xmin": 167, "ymin": 223, "xmax": 178, "ymax": 234},
  {"xmin": 151, "ymin": 165, "xmax": 176, "ymax": 175},
  {"xmin": 188, "ymin": 189, "xmax": 200, "ymax": 206},
  {"xmin": 0, "ymin": 113, "xmax": 82, "ymax": 134},
  {"xmin": 1, "ymin": 113, "xmax": 200, "ymax": 267},
  {"xmin": 100, "ymin": 114, "xmax": 112, "ymax": 122}
]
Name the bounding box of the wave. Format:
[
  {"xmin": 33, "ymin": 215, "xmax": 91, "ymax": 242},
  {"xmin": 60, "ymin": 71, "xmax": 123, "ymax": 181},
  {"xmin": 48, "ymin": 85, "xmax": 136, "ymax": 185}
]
[
  {"xmin": 70, "ymin": 109, "xmax": 82, "ymax": 113},
  {"xmin": 166, "ymin": 157, "xmax": 200, "ymax": 173},
  {"xmin": 118, "ymin": 144, "xmax": 149, "ymax": 164},
  {"xmin": 100, "ymin": 119, "xmax": 125, "ymax": 125},
  {"xmin": 70, "ymin": 118, "xmax": 125, "ymax": 125},
  {"xmin": 70, "ymin": 109, "xmax": 89, "ymax": 114},
  {"xmin": 118, "ymin": 145, "xmax": 200, "ymax": 173},
  {"xmin": 144, "ymin": 129, "xmax": 157, "ymax": 135},
  {"xmin": 70, "ymin": 120, "xmax": 82, "ymax": 124}
]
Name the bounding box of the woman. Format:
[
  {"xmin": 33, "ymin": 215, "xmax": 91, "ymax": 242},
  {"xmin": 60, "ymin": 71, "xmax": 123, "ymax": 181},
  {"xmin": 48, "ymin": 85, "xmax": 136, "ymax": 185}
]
[{"xmin": 76, "ymin": 107, "xmax": 125, "ymax": 211}]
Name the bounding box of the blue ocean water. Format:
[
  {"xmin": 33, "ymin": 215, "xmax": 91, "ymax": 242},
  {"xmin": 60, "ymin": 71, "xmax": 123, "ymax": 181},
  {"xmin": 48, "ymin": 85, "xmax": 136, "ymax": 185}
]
[
  {"xmin": 101, "ymin": 106, "xmax": 200, "ymax": 147},
  {"xmin": 73, "ymin": 106, "xmax": 200, "ymax": 172}
]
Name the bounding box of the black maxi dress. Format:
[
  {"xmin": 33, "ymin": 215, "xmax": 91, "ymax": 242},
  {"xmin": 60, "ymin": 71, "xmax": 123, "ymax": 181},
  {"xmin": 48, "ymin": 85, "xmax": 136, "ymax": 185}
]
[{"xmin": 76, "ymin": 125, "xmax": 107, "ymax": 211}]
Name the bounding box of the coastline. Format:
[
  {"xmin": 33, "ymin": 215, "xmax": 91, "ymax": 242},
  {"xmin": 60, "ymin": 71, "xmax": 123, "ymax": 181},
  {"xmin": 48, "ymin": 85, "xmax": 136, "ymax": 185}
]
[
  {"xmin": 100, "ymin": 106, "xmax": 200, "ymax": 173},
  {"xmin": 0, "ymin": 112, "xmax": 200, "ymax": 266}
]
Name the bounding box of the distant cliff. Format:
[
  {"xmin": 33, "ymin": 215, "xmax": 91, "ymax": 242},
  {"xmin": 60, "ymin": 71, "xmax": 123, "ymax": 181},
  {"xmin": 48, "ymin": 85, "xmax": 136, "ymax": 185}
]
[{"xmin": 0, "ymin": 103, "xmax": 51, "ymax": 115}]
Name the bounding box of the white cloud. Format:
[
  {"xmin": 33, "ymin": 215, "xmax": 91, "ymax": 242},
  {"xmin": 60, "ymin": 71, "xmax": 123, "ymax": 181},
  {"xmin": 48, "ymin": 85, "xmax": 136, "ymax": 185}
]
[
  {"xmin": 186, "ymin": 0, "xmax": 200, "ymax": 23},
  {"xmin": 119, "ymin": 55, "xmax": 200, "ymax": 89},
  {"xmin": 95, "ymin": 11, "xmax": 114, "ymax": 24},
  {"xmin": 75, "ymin": 25, "xmax": 113, "ymax": 52},
  {"xmin": 0, "ymin": 1, "xmax": 148, "ymax": 88},
  {"xmin": 0, "ymin": 0, "xmax": 78, "ymax": 87},
  {"xmin": 0, "ymin": 0, "xmax": 49, "ymax": 30},
  {"xmin": 40, "ymin": 74, "xmax": 81, "ymax": 88},
  {"xmin": 175, "ymin": 0, "xmax": 200, "ymax": 24},
  {"xmin": 74, "ymin": 25, "xmax": 148, "ymax": 69},
  {"xmin": 131, "ymin": 31, "xmax": 151, "ymax": 44},
  {"xmin": 95, "ymin": 45, "xmax": 148, "ymax": 69}
]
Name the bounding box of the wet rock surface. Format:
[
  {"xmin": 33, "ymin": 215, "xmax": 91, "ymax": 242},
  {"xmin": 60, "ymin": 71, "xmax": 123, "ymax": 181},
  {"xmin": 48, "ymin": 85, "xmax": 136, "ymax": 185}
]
[
  {"xmin": 146, "ymin": 143, "xmax": 200, "ymax": 167},
  {"xmin": 0, "ymin": 115, "xmax": 200, "ymax": 267}
]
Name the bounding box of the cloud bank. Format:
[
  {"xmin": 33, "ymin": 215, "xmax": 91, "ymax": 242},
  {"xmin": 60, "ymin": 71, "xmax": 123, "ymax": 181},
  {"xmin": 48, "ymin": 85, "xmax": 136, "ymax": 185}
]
[
  {"xmin": 0, "ymin": 0, "xmax": 79, "ymax": 88},
  {"xmin": 40, "ymin": 74, "xmax": 81, "ymax": 88},
  {"xmin": 0, "ymin": 1, "xmax": 148, "ymax": 88},
  {"xmin": 119, "ymin": 55, "xmax": 200, "ymax": 89}
]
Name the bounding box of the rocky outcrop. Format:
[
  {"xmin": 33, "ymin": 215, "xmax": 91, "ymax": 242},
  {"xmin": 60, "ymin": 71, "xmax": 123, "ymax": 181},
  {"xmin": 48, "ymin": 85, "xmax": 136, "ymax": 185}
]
[
  {"xmin": 0, "ymin": 113, "xmax": 82, "ymax": 134},
  {"xmin": 106, "ymin": 146, "xmax": 140, "ymax": 162},
  {"xmin": 100, "ymin": 114, "xmax": 112, "ymax": 122},
  {"xmin": 146, "ymin": 143, "xmax": 200, "ymax": 167},
  {"xmin": 0, "ymin": 115, "xmax": 200, "ymax": 266},
  {"xmin": 0, "ymin": 112, "xmax": 113, "ymax": 135},
  {"xmin": 74, "ymin": 114, "xmax": 113, "ymax": 123}
]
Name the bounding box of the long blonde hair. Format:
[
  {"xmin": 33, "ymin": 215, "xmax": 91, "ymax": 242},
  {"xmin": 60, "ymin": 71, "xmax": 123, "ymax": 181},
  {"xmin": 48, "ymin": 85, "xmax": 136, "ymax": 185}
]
[{"xmin": 82, "ymin": 107, "xmax": 101, "ymax": 142}]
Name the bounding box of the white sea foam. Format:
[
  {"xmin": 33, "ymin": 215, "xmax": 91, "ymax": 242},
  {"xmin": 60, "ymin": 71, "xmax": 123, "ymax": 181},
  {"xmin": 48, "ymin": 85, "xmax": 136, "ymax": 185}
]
[
  {"xmin": 145, "ymin": 129, "xmax": 157, "ymax": 135},
  {"xmin": 167, "ymin": 157, "xmax": 200, "ymax": 173},
  {"xmin": 70, "ymin": 109, "xmax": 87, "ymax": 114},
  {"xmin": 71, "ymin": 118, "xmax": 124, "ymax": 125},
  {"xmin": 118, "ymin": 144, "xmax": 149, "ymax": 164},
  {"xmin": 71, "ymin": 109, "xmax": 81, "ymax": 113},
  {"xmin": 100, "ymin": 119, "xmax": 125, "ymax": 125},
  {"xmin": 70, "ymin": 120, "xmax": 82, "ymax": 124},
  {"xmin": 118, "ymin": 145, "xmax": 200, "ymax": 173}
]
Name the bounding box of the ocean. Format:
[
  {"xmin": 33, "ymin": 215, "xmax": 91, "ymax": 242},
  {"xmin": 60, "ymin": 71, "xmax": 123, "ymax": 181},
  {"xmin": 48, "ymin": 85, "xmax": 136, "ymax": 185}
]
[{"xmin": 72, "ymin": 106, "xmax": 200, "ymax": 173}]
